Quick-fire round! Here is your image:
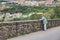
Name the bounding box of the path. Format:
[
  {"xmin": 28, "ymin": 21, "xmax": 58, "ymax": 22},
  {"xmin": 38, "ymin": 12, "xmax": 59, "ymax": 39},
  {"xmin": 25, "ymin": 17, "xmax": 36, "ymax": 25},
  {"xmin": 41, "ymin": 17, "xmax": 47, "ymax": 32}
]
[{"xmin": 7, "ymin": 27, "xmax": 60, "ymax": 40}]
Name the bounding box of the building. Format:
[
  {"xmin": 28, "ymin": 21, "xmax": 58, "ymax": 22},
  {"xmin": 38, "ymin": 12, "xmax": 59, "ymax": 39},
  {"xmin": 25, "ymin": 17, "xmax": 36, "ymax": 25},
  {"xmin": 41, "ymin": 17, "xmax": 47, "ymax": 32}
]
[
  {"xmin": 23, "ymin": 0, "xmax": 54, "ymax": 6},
  {"xmin": 2, "ymin": 0, "xmax": 58, "ymax": 6}
]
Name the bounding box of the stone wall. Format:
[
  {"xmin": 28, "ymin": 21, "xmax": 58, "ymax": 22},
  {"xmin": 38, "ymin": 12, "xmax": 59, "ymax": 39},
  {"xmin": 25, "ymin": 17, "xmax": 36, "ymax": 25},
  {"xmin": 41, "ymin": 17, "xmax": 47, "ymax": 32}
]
[{"xmin": 0, "ymin": 19, "xmax": 60, "ymax": 40}]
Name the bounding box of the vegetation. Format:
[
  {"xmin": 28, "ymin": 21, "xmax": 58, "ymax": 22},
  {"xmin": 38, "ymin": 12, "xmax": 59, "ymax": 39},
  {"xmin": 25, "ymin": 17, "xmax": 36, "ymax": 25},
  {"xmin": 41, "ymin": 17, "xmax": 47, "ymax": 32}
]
[
  {"xmin": 1, "ymin": 5, "xmax": 50, "ymax": 14},
  {"xmin": 54, "ymin": 6, "xmax": 60, "ymax": 19},
  {"xmin": 0, "ymin": 4, "xmax": 60, "ymax": 21}
]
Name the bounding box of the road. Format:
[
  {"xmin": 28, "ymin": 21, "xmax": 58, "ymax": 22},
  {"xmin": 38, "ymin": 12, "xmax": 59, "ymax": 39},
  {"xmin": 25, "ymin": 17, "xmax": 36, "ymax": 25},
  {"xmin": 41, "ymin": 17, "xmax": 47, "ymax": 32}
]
[{"xmin": 7, "ymin": 27, "xmax": 60, "ymax": 40}]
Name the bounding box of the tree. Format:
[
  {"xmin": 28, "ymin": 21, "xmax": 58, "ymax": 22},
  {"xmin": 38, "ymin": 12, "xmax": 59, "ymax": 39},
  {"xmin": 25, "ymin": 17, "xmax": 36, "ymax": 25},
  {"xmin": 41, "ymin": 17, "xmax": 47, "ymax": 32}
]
[{"xmin": 54, "ymin": 6, "xmax": 60, "ymax": 18}]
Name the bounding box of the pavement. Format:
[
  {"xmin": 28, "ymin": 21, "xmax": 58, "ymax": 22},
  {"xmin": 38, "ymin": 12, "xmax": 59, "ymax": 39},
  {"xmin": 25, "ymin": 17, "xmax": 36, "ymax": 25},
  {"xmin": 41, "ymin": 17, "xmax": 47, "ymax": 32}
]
[{"xmin": 7, "ymin": 27, "xmax": 60, "ymax": 40}]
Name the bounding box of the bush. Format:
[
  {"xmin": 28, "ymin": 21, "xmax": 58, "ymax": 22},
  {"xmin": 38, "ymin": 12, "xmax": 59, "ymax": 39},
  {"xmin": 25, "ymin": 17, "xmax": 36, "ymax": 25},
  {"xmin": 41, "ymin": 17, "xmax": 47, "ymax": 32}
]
[
  {"xmin": 29, "ymin": 14, "xmax": 41, "ymax": 20},
  {"xmin": 54, "ymin": 6, "xmax": 60, "ymax": 18}
]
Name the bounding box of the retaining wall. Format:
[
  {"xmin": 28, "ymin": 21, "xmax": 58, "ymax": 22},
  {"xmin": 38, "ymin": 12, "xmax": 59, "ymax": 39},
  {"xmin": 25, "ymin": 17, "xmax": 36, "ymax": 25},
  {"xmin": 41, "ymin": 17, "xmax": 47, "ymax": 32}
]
[{"xmin": 0, "ymin": 20, "xmax": 60, "ymax": 40}]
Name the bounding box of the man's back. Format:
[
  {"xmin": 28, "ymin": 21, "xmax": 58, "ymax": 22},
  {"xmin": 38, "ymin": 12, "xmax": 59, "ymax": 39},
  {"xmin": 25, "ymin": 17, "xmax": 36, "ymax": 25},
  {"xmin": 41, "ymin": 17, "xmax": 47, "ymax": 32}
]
[{"xmin": 41, "ymin": 16, "xmax": 47, "ymax": 24}]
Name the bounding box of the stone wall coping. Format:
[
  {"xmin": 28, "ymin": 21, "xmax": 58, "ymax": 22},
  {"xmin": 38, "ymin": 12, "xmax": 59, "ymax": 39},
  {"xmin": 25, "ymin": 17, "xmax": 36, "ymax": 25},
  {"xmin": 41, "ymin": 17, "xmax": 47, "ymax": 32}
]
[{"xmin": 0, "ymin": 19, "xmax": 60, "ymax": 23}]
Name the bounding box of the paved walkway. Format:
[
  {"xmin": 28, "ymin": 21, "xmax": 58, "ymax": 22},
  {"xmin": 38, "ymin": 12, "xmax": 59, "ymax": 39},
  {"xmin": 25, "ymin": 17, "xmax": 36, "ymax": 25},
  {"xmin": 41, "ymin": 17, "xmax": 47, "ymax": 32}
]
[{"xmin": 7, "ymin": 27, "xmax": 60, "ymax": 40}]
